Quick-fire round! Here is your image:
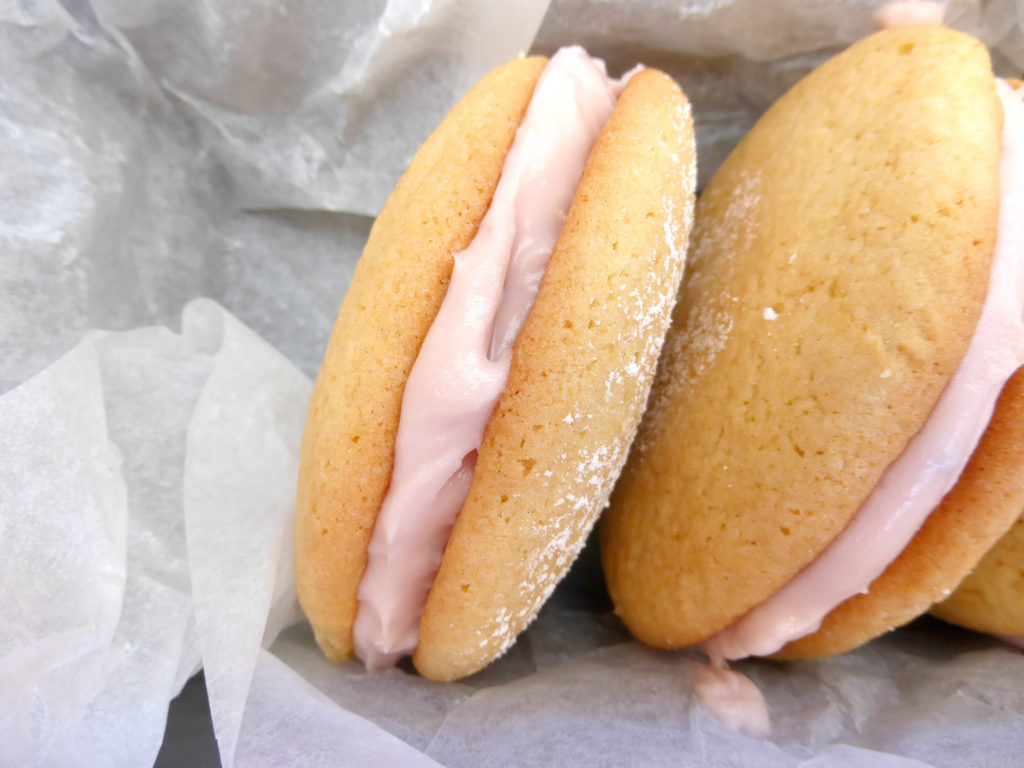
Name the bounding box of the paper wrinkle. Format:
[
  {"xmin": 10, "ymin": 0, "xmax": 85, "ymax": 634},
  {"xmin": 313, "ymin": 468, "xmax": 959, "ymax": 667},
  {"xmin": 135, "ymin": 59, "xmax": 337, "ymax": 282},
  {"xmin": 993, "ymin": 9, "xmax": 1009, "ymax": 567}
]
[
  {"xmin": 0, "ymin": 0, "xmax": 78, "ymax": 58},
  {"xmin": 3, "ymin": 0, "xmax": 1018, "ymax": 390},
  {"xmin": 183, "ymin": 299, "xmax": 312, "ymax": 768},
  {"xmin": 4, "ymin": 1, "xmax": 1024, "ymax": 767},
  {"xmin": 56, "ymin": 322, "xmax": 214, "ymax": 768},
  {"xmin": 946, "ymin": 0, "xmax": 1024, "ymax": 71},
  {"xmin": 0, "ymin": 308, "xmax": 238, "ymax": 766},
  {"xmin": 0, "ymin": 344, "xmax": 127, "ymax": 764},
  {"xmin": 233, "ymin": 650, "xmax": 443, "ymax": 768},
  {"xmin": 0, "ymin": 299, "xmax": 312, "ymax": 767},
  {"xmin": 87, "ymin": 0, "xmax": 551, "ymax": 216}
]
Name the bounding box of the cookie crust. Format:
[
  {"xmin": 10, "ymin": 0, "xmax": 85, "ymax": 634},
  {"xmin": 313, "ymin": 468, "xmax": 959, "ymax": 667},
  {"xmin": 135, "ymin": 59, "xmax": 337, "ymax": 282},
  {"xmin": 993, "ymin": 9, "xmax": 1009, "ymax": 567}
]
[
  {"xmin": 601, "ymin": 26, "xmax": 1001, "ymax": 650},
  {"xmin": 932, "ymin": 512, "xmax": 1024, "ymax": 636}
]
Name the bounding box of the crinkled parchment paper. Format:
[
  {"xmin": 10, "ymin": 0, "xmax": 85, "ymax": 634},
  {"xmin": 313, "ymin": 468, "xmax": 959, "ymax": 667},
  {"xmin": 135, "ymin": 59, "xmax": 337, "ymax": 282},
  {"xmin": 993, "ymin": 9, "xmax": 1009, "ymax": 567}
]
[{"xmin": 3, "ymin": 1, "xmax": 1024, "ymax": 766}]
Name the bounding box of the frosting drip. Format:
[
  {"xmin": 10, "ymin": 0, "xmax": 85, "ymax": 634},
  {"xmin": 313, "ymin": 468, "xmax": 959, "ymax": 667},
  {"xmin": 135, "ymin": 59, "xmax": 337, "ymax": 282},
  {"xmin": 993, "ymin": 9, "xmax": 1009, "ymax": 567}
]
[
  {"xmin": 692, "ymin": 656, "xmax": 771, "ymax": 737},
  {"xmin": 874, "ymin": 1, "xmax": 946, "ymax": 29},
  {"xmin": 352, "ymin": 47, "xmax": 623, "ymax": 670}
]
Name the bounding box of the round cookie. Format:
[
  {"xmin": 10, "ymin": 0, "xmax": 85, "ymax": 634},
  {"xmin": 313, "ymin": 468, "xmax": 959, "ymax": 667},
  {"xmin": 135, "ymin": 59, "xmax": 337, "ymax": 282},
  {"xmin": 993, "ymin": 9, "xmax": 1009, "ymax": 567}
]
[
  {"xmin": 777, "ymin": 368, "xmax": 1024, "ymax": 658},
  {"xmin": 932, "ymin": 505, "xmax": 1024, "ymax": 637},
  {"xmin": 295, "ymin": 58, "xmax": 696, "ymax": 678},
  {"xmin": 601, "ymin": 26, "xmax": 1001, "ymax": 651},
  {"xmin": 294, "ymin": 57, "xmax": 548, "ymax": 664}
]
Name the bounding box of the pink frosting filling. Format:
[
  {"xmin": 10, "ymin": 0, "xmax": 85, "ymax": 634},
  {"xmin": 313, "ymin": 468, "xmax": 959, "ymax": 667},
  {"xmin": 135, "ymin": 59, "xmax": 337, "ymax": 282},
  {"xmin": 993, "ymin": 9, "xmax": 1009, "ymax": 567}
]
[
  {"xmin": 998, "ymin": 635, "xmax": 1024, "ymax": 649},
  {"xmin": 692, "ymin": 660, "xmax": 771, "ymax": 736},
  {"xmin": 874, "ymin": 0, "xmax": 946, "ymax": 29},
  {"xmin": 352, "ymin": 47, "xmax": 625, "ymax": 671},
  {"xmin": 704, "ymin": 80, "xmax": 1024, "ymax": 663}
]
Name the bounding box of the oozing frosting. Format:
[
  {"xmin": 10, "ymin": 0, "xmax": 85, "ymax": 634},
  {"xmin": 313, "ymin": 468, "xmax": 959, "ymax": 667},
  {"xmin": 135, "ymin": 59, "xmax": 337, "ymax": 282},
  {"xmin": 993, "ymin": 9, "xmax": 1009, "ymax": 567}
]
[
  {"xmin": 704, "ymin": 79, "xmax": 1024, "ymax": 662},
  {"xmin": 692, "ymin": 659, "xmax": 771, "ymax": 736},
  {"xmin": 352, "ymin": 47, "xmax": 624, "ymax": 671},
  {"xmin": 874, "ymin": 0, "xmax": 945, "ymax": 29}
]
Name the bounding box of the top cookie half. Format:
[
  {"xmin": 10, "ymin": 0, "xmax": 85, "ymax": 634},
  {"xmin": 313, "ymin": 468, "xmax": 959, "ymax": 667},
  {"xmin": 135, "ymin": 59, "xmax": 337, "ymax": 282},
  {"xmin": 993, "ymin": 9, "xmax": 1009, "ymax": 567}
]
[{"xmin": 601, "ymin": 26, "xmax": 1002, "ymax": 649}]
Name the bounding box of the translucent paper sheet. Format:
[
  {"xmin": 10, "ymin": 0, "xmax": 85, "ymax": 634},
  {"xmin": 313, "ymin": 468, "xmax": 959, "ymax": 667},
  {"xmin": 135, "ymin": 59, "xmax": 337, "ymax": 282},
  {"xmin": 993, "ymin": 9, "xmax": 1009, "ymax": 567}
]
[{"xmin": 3, "ymin": 1, "xmax": 1024, "ymax": 766}]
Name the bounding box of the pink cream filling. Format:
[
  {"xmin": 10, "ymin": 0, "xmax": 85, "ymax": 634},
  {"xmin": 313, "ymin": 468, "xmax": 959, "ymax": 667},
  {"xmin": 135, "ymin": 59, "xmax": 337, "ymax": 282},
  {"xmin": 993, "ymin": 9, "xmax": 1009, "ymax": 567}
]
[
  {"xmin": 704, "ymin": 80, "xmax": 1024, "ymax": 664},
  {"xmin": 692, "ymin": 661, "xmax": 771, "ymax": 736},
  {"xmin": 874, "ymin": 0, "xmax": 946, "ymax": 29},
  {"xmin": 998, "ymin": 635, "xmax": 1024, "ymax": 649},
  {"xmin": 352, "ymin": 48, "xmax": 627, "ymax": 671}
]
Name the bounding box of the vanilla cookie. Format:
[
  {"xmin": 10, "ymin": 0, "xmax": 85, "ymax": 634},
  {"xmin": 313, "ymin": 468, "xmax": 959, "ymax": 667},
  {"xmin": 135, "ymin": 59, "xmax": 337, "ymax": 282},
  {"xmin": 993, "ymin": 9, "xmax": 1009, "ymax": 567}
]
[{"xmin": 603, "ymin": 26, "xmax": 1023, "ymax": 665}]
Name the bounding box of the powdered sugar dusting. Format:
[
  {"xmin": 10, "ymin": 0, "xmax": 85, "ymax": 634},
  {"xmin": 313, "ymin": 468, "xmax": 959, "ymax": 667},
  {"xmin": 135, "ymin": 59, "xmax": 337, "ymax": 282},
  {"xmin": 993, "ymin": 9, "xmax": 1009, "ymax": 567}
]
[
  {"xmin": 636, "ymin": 169, "xmax": 761, "ymax": 456},
  {"xmin": 691, "ymin": 169, "xmax": 761, "ymax": 272},
  {"xmin": 478, "ymin": 432, "xmax": 635, "ymax": 660},
  {"xmin": 464, "ymin": 110, "xmax": 697, "ymax": 666}
]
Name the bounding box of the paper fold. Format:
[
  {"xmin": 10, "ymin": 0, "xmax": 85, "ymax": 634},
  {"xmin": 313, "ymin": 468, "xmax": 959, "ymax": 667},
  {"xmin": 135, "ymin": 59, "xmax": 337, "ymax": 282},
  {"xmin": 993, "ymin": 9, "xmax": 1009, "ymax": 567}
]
[{"xmin": 4, "ymin": 1, "xmax": 1024, "ymax": 766}]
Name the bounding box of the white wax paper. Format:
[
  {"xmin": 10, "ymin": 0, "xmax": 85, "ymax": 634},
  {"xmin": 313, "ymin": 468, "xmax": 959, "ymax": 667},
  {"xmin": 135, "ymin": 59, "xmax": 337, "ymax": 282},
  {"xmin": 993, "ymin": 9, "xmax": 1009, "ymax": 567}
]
[{"xmin": 3, "ymin": 1, "xmax": 1024, "ymax": 767}]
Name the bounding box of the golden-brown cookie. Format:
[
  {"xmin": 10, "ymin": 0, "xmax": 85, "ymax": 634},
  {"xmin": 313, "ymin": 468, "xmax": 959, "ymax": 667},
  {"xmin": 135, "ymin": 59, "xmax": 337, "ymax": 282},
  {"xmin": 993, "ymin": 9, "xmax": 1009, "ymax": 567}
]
[
  {"xmin": 932, "ymin": 508, "xmax": 1024, "ymax": 636},
  {"xmin": 601, "ymin": 26, "xmax": 1002, "ymax": 652},
  {"xmin": 296, "ymin": 57, "xmax": 696, "ymax": 679}
]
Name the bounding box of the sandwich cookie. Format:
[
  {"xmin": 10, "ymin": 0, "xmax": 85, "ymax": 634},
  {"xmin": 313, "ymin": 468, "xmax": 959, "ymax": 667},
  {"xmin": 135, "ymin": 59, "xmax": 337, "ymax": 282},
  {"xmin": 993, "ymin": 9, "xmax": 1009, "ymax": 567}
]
[
  {"xmin": 776, "ymin": 76, "xmax": 1024, "ymax": 660},
  {"xmin": 601, "ymin": 25, "xmax": 1024, "ymax": 724},
  {"xmin": 295, "ymin": 47, "xmax": 696, "ymax": 681}
]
